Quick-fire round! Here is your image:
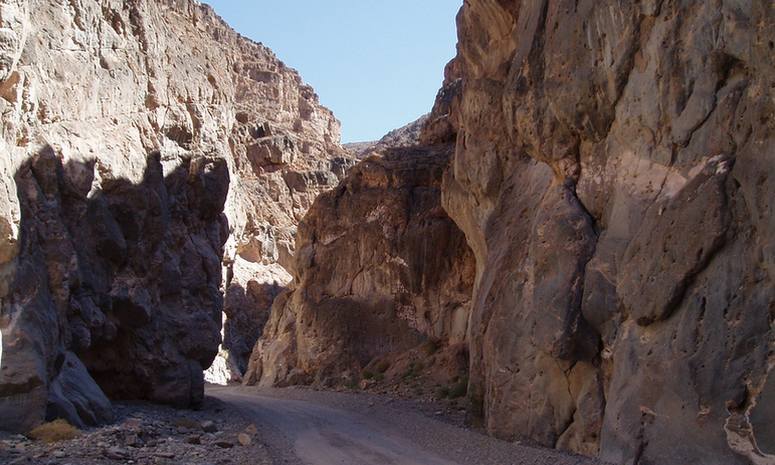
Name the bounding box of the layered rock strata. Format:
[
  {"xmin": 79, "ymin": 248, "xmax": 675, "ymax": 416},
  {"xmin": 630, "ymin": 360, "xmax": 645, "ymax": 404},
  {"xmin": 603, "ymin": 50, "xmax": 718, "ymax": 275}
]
[
  {"xmin": 0, "ymin": 0, "xmax": 347, "ymax": 431},
  {"xmin": 344, "ymin": 114, "xmax": 429, "ymax": 159}
]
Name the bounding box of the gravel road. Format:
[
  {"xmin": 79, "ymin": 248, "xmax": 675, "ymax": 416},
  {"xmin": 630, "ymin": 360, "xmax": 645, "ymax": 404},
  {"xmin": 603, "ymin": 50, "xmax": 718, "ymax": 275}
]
[{"xmin": 208, "ymin": 385, "xmax": 603, "ymax": 465}]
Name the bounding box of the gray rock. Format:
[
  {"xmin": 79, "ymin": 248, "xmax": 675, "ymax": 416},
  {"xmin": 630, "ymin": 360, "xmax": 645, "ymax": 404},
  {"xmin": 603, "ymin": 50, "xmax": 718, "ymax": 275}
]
[
  {"xmin": 0, "ymin": 0, "xmax": 350, "ymax": 431},
  {"xmin": 200, "ymin": 421, "xmax": 217, "ymax": 434},
  {"xmin": 103, "ymin": 447, "xmax": 129, "ymax": 460},
  {"xmin": 46, "ymin": 352, "xmax": 113, "ymax": 428}
]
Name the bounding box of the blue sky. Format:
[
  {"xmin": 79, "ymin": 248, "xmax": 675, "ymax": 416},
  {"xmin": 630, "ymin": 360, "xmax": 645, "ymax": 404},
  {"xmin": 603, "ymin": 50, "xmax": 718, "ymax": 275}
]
[{"xmin": 204, "ymin": 1, "xmax": 461, "ymax": 143}]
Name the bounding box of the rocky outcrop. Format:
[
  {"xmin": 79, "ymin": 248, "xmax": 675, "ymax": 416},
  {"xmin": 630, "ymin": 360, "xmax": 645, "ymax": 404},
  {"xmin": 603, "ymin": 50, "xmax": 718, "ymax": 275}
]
[
  {"xmin": 247, "ymin": 1, "xmax": 774, "ymax": 464},
  {"xmin": 438, "ymin": 1, "xmax": 775, "ymax": 464},
  {"xmin": 2, "ymin": 148, "xmax": 228, "ymax": 433},
  {"xmin": 0, "ymin": 0, "xmax": 347, "ymax": 431},
  {"xmin": 244, "ymin": 145, "xmax": 474, "ymax": 388},
  {"xmin": 344, "ymin": 114, "xmax": 429, "ymax": 159}
]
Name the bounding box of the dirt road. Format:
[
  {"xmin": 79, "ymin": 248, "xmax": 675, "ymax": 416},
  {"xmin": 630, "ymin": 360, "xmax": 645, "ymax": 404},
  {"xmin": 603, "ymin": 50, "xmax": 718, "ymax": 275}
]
[{"xmin": 208, "ymin": 386, "xmax": 602, "ymax": 465}]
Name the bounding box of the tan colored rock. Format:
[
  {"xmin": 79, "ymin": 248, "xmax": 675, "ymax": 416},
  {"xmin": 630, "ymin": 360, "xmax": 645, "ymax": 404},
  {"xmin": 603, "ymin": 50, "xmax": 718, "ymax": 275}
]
[
  {"xmin": 237, "ymin": 432, "xmax": 251, "ymax": 447},
  {"xmin": 434, "ymin": 1, "xmax": 775, "ymax": 464},
  {"xmin": 244, "ymin": 145, "xmax": 474, "ymax": 388},
  {"xmin": 344, "ymin": 114, "xmax": 428, "ymax": 159},
  {"xmin": 246, "ymin": 2, "xmax": 775, "ymax": 464},
  {"xmin": 0, "ymin": 0, "xmax": 348, "ymax": 431}
]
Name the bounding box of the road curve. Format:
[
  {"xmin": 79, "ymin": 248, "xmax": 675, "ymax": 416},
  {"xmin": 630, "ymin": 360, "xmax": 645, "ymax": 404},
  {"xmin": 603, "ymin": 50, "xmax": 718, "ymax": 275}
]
[{"xmin": 207, "ymin": 385, "xmax": 602, "ymax": 465}]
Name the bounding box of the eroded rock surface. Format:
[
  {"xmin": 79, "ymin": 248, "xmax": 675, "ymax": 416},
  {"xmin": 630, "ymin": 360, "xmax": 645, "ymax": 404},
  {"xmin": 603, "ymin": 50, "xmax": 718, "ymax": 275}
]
[
  {"xmin": 245, "ymin": 145, "xmax": 474, "ymax": 388},
  {"xmin": 439, "ymin": 1, "xmax": 775, "ymax": 464},
  {"xmin": 249, "ymin": 1, "xmax": 775, "ymax": 464},
  {"xmin": 0, "ymin": 0, "xmax": 347, "ymax": 431},
  {"xmin": 344, "ymin": 114, "xmax": 429, "ymax": 159}
]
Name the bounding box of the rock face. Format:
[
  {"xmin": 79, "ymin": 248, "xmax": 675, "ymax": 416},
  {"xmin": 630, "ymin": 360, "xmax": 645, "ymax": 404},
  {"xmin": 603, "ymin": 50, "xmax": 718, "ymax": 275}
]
[
  {"xmin": 344, "ymin": 114, "xmax": 429, "ymax": 159},
  {"xmin": 4, "ymin": 148, "xmax": 228, "ymax": 433},
  {"xmin": 249, "ymin": 1, "xmax": 775, "ymax": 464},
  {"xmin": 0, "ymin": 0, "xmax": 347, "ymax": 431},
  {"xmin": 437, "ymin": 1, "xmax": 775, "ymax": 464},
  {"xmin": 245, "ymin": 145, "xmax": 474, "ymax": 387}
]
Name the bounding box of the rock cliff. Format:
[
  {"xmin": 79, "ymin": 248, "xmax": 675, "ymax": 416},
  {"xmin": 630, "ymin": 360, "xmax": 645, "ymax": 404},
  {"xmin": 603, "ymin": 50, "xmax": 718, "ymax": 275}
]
[
  {"xmin": 344, "ymin": 114, "xmax": 428, "ymax": 159},
  {"xmin": 245, "ymin": 144, "xmax": 474, "ymax": 390},
  {"xmin": 248, "ymin": 1, "xmax": 775, "ymax": 464},
  {"xmin": 0, "ymin": 0, "xmax": 347, "ymax": 432},
  {"xmin": 440, "ymin": 1, "xmax": 774, "ymax": 464},
  {"xmin": 1, "ymin": 1, "xmax": 773, "ymax": 463}
]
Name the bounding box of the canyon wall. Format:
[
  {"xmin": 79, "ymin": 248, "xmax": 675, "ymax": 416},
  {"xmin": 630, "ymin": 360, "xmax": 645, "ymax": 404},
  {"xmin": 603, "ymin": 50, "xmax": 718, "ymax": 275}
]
[
  {"xmin": 248, "ymin": 1, "xmax": 775, "ymax": 464},
  {"xmin": 441, "ymin": 1, "xmax": 774, "ymax": 464},
  {"xmin": 2, "ymin": 1, "xmax": 771, "ymax": 463},
  {"xmin": 245, "ymin": 144, "xmax": 474, "ymax": 389},
  {"xmin": 0, "ymin": 0, "xmax": 346, "ymax": 432}
]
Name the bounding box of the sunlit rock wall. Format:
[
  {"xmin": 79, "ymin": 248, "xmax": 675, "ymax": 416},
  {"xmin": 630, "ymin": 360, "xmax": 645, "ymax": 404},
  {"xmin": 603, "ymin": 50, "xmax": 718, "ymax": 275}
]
[{"xmin": 0, "ymin": 0, "xmax": 348, "ymax": 431}]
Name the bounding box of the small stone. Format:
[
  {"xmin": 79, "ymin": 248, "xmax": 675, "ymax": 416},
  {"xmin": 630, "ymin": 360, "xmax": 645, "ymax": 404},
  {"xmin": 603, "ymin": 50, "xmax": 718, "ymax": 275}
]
[
  {"xmin": 185, "ymin": 435, "xmax": 201, "ymax": 445},
  {"xmin": 123, "ymin": 419, "xmax": 142, "ymax": 431},
  {"xmin": 243, "ymin": 424, "xmax": 258, "ymax": 435},
  {"xmin": 124, "ymin": 433, "xmax": 141, "ymax": 447},
  {"xmin": 214, "ymin": 440, "xmax": 234, "ymax": 449},
  {"xmin": 237, "ymin": 433, "xmax": 251, "ymax": 446},
  {"xmin": 200, "ymin": 421, "xmax": 218, "ymax": 433},
  {"xmin": 359, "ymin": 379, "xmax": 376, "ymax": 390},
  {"xmin": 53, "ymin": 451, "xmax": 66, "ymax": 458},
  {"xmin": 155, "ymin": 452, "xmax": 175, "ymax": 459},
  {"xmin": 104, "ymin": 446, "xmax": 130, "ymax": 460}
]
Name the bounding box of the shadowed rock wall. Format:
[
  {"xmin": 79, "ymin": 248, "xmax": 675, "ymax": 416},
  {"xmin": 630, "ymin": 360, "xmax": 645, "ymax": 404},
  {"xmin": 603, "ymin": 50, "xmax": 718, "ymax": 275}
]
[
  {"xmin": 245, "ymin": 145, "xmax": 475, "ymax": 388},
  {"xmin": 0, "ymin": 0, "xmax": 348, "ymax": 431},
  {"xmin": 439, "ymin": 1, "xmax": 775, "ymax": 464},
  {"xmin": 1, "ymin": 149, "xmax": 227, "ymax": 432}
]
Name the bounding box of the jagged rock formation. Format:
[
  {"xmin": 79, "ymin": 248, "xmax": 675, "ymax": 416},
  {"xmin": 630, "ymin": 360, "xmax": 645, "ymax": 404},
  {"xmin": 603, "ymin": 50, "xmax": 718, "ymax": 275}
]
[
  {"xmin": 8, "ymin": 149, "xmax": 227, "ymax": 432},
  {"xmin": 0, "ymin": 0, "xmax": 347, "ymax": 432},
  {"xmin": 2, "ymin": 0, "xmax": 772, "ymax": 463},
  {"xmin": 344, "ymin": 114, "xmax": 429, "ymax": 158},
  {"xmin": 437, "ymin": 1, "xmax": 774, "ymax": 464},
  {"xmin": 245, "ymin": 145, "xmax": 474, "ymax": 388},
  {"xmin": 249, "ymin": 1, "xmax": 775, "ymax": 464}
]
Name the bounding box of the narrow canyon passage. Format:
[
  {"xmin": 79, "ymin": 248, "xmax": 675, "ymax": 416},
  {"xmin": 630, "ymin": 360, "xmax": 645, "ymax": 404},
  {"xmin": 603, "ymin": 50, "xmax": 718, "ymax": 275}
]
[
  {"xmin": 0, "ymin": 1, "xmax": 773, "ymax": 464},
  {"xmin": 208, "ymin": 386, "xmax": 600, "ymax": 465}
]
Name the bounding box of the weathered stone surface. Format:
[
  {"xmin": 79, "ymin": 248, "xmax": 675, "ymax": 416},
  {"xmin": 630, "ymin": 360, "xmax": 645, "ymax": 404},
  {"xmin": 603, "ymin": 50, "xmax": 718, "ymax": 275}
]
[
  {"xmin": 46, "ymin": 352, "xmax": 113, "ymax": 430},
  {"xmin": 250, "ymin": 1, "xmax": 775, "ymax": 463},
  {"xmin": 344, "ymin": 114, "xmax": 429, "ymax": 159},
  {"xmin": 435, "ymin": 1, "xmax": 775, "ymax": 464},
  {"xmin": 245, "ymin": 145, "xmax": 474, "ymax": 388},
  {"xmin": 220, "ymin": 260, "xmax": 291, "ymax": 380},
  {"xmin": 0, "ymin": 0, "xmax": 347, "ymax": 431},
  {"xmin": 1, "ymin": 148, "xmax": 228, "ymax": 431}
]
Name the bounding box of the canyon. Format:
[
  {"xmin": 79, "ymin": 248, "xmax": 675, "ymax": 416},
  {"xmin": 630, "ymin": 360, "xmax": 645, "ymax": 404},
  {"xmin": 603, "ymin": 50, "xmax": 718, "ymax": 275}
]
[
  {"xmin": 0, "ymin": 0, "xmax": 349, "ymax": 432},
  {"xmin": 0, "ymin": 1, "xmax": 773, "ymax": 465}
]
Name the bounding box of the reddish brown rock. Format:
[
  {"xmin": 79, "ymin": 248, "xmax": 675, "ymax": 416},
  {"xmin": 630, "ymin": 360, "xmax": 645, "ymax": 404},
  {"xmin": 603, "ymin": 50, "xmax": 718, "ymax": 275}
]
[{"xmin": 248, "ymin": 2, "xmax": 775, "ymax": 464}]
